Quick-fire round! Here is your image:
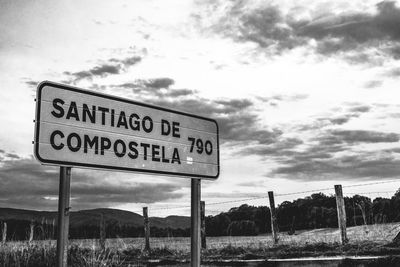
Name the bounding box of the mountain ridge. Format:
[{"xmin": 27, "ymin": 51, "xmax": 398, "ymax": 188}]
[{"xmin": 0, "ymin": 207, "xmax": 190, "ymax": 229}]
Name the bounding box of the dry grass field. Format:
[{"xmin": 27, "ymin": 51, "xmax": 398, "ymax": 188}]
[
  {"xmin": 74, "ymin": 222, "xmax": 400, "ymax": 251},
  {"xmin": 2, "ymin": 222, "xmax": 400, "ymax": 266}
]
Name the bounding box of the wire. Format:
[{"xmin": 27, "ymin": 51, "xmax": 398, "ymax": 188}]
[
  {"xmin": 208, "ymin": 196, "xmax": 269, "ymax": 206},
  {"xmin": 137, "ymin": 180, "xmax": 400, "ymax": 213},
  {"xmin": 275, "ymin": 187, "xmax": 332, "ymax": 197},
  {"xmin": 343, "ymin": 179, "xmax": 400, "ymax": 188},
  {"xmin": 151, "ymin": 205, "xmax": 190, "ymax": 211},
  {"xmin": 345, "ymin": 191, "xmax": 396, "ymax": 195}
]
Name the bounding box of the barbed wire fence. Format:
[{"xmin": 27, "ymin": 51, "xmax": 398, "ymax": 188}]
[
  {"xmin": 125, "ymin": 179, "xmax": 400, "ymax": 249},
  {"xmin": 3, "ymin": 179, "xmax": 400, "ymax": 249}
]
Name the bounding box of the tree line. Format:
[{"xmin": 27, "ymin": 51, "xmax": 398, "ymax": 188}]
[
  {"xmin": 3, "ymin": 189, "xmax": 400, "ymax": 240},
  {"xmin": 0, "ymin": 220, "xmax": 190, "ymax": 241},
  {"xmin": 205, "ymin": 190, "xmax": 400, "ymax": 236}
]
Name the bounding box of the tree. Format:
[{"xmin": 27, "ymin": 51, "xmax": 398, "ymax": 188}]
[
  {"xmin": 205, "ymin": 213, "xmax": 231, "ymax": 236},
  {"xmin": 227, "ymin": 220, "xmax": 258, "ymax": 236}
]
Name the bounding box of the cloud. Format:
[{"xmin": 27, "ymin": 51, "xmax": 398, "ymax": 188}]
[
  {"xmin": 315, "ymin": 130, "xmax": 399, "ymax": 146},
  {"xmin": 214, "ymin": 99, "xmax": 254, "ymax": 114},
  {"xmin": 347, "ymin": 105, "xmax": 371, "ymax": 113},
  {"xmin": 387, "ymin": 113, "xmax": 400, "ymax": 119},
  {"xmin": 237, "ymin": 6, "xmax": 296, "ymax": 50},
  {"xmin": 266, "ymin": 128, "xmax": 400, "ymax": 181},
  {"xmin": 388, "ymin": 45, "xmax": 400, "ymax": 59},
  {"xmin": 115, "ymin": 79, "xmax": 280, "ymax": 145},
  {"xmin": 271, "ymin": 152, "xmax": 400, "ymax": 181},
  {"xmin": 295, "ymin": 1, "xmax": 400, "ymax": 60},
  {"xmin": 5, "ymin": 153, "xmax": 20, "ymax": 159},
  {"xmin": 364, "ymin": 80, "xmax": 383, "ymax": 89},
  {"xmin": 238, "ymin": 137, "xmax": 303, "ymax": 157},
  {"xmin": 298, "ymin": 2, "xmax": 400, "ymax": 44},
  {"xmin": 64, "ymin": 56, "xmax": 142, "ymax": 82},
  {"xmin": 119, "ymin": 78, "xmax": 175, "ymax": 91},
  {"xmin": 0, "ymin": 155, "xmax": 184, "ymax": 210},
  {"xmin": 117, "ymin": 79, "xmax": 197, "ymax": 98},
  {"xmin": 259, "ymin": 94, "xmax": 308, "ymax": 107},
  {"xmin": 149, "ymin": 98, "xmax": 280, "ymax": 144},
  {"xmin": 110, "ymin": 56, "xmax": 142, "ymax": 67},
  {"xmin": 297, "ymin": 103, "xmax": 372, "ymax": 130},
  {"xmin": 66, "ymin": 64, "xmax": 121, "ymax": 80},
  {"xmin": 117, "ymin": 78, "xmax": 391, "ymax": 173},
  {"xmin": 203, "ymin": 94, "xmax": 400, "ymax": 182},
  {"xmin": 328, "ymin": 116, "xmax": 351, "ymax": 125},
  {"xmin": 386, "ymin": 68, "xmax": 400, "ymax": 77},
  {"xmin": 216, "ymin": 113, "xmax": 281, "ymax": 144},
  {"xmin": 0, "ymin": 150, "xmax": 20, "ymax": 161},
  {"xmin": 194, "ymin": 1, "xmax": 400, "ymax": 61},
  {"xmin": 141, "ymin": 78, "xmax": 175, "ymax": 89},
  {"xmin": 152, "ymin": 97, "xmax": 250, "ymax": 118},
  {"xmin": 25, "ymin": 80, "xmax": 39, "ymax": 88},
  {"xmin": 194, "ymin": 1, "xmax": 303, "ymax": 54},
  {"xmin": 166, "ymin": 89, "xmax": 195, "ymax": 97}
]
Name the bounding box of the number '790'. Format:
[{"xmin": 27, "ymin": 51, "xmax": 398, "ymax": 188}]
[{"xmin": 188, "ymin": 137, "xmax": 213, "ymax": 155}]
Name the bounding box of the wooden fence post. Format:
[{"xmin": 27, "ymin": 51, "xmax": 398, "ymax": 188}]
[
  {"xmin": 1, "ymin": 222, "xmax": 6, "ymax": 244},
  {"xmin": 99, "ymin": 213, "xmax": 106, "ymax": 250},
  {"xmin": 335, "ymin": 185, "xmax": 348, "ymax": 244},
  {"xmin": 200, "ymin": 201, "xmax": 206, "ymax": 249},
  {"xmin": 29, "ymin": 220, "xmax": 34, "ymax": 243},
  {"xmin": 52, "ymin": 219, "xmax": 55, "ymax": 240},
  {"xmin": 143, "ymin": 207, "xmax": 150, "ymax": 251},
  {"xmin": 268, "ymin": 191, "xmax": 278, "ymax": 244}
]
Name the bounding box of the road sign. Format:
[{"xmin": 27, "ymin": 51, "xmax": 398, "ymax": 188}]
[{"xmin": 34, "ymin": 81, "xmax": 219, "ymax": 179}]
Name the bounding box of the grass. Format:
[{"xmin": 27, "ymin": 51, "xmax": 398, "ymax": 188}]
[{"xmin": 1, "ymin": 223, "xmax": 400, "ymax": 266}]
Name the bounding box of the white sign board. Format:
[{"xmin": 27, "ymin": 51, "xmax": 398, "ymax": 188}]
[{"xmin": 34, "ymin": 81, "xmax": 219, "ymax": 179}]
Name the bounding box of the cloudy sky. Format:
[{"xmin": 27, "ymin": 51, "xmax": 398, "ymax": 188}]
[{"xmin": 1, "ymin": 0, "xmax": 400, "ymax": 216}]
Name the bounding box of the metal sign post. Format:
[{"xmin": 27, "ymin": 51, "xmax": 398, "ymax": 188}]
[
  {"xmin": 56, "ymin": 166, "xmax": 71, "ymax": 267},
  {"xmin": 191, "ymin": 178, "xmax": 201, "ymax": 267}
]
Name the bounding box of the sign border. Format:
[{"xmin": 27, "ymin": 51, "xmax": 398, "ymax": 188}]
[{"xmin": 34, "ymin": 81, "xmax": 220, "ymax": 179}]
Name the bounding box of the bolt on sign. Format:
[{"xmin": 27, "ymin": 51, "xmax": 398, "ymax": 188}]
[{"xmin": 34, "ymin": 81, "xmax": 219, "ymax": 179}]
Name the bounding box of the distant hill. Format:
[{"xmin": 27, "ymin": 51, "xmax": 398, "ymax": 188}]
[
  {"xmin": 0, "ymin": 207, "xmax": 57, "ymax": 222},
  {"xmin": 0, "ymin": 207, "xmax": 190, "ymax": 229},
  {"xmin": 150, "ymin": 215, "xmax": 191, "ymax": 229},
  {"xmin": 0, "ymin": 207, "xmax": 190, "ymax": 240}
]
